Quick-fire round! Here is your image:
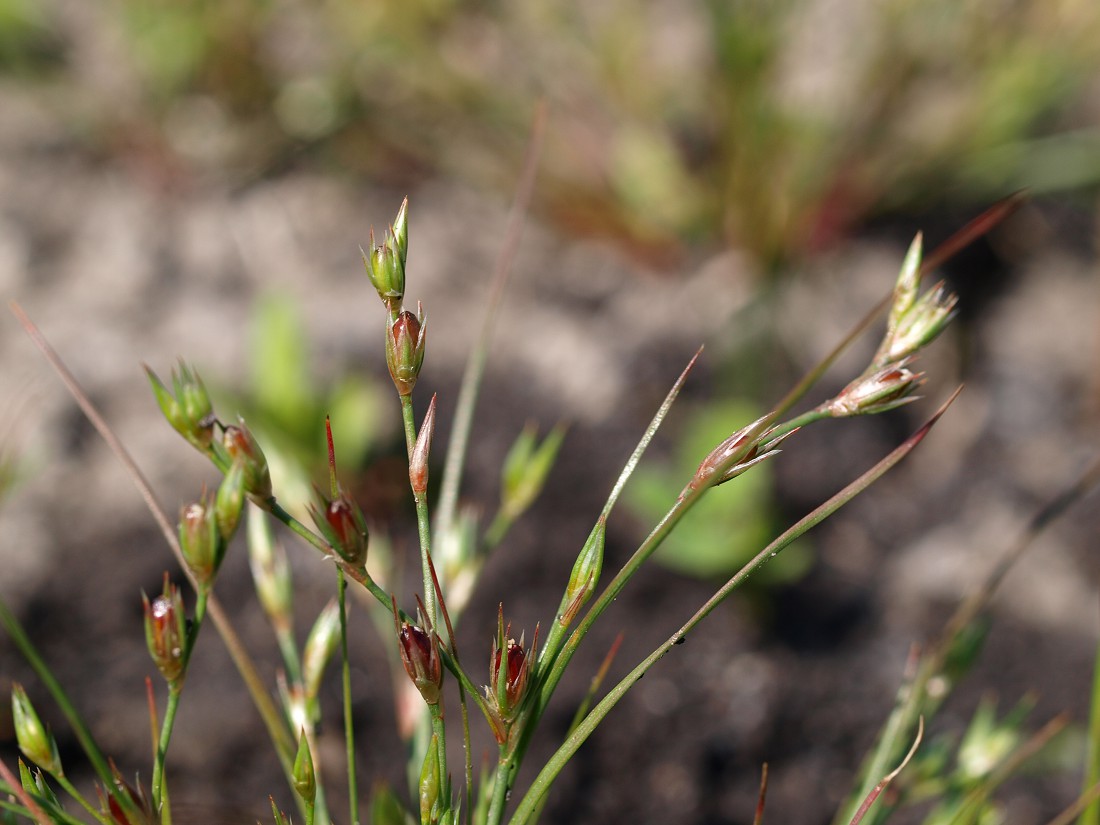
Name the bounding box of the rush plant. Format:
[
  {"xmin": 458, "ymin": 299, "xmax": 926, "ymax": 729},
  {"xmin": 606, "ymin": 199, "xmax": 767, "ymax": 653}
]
[{"xmin": 2, "ymin": 179, "xmax": 1095, "ymax": 825}]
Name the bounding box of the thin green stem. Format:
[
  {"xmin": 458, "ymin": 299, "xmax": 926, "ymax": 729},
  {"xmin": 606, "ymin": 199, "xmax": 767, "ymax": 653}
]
[
  {"xmin": 266, "ymin": 499, "xmax": 392, "ymax": 611},
  {"xmin": 152, "ymin": 586, "xmax": 210, "ymax": 810},
  {"xmin": 486, "ymin": 749, "xmax": 511, "ymax": 825},
  {"xmin": 338, "ymin": 571, "xmax": 360, "ymax": 825},
  {"xmin": 152, "ymin": 686, "xmax": 183, "ymax": 812},
  {"xmin": 535, "ymin": 348, "xmax": 701, "ymax": 679},
  {"xmin": 768, "ymin": 407, "xmax": 833, "ymax": 440},
  {"xmin": 401, "ymin": 394, "xmax": 437, "ymax": 628}
]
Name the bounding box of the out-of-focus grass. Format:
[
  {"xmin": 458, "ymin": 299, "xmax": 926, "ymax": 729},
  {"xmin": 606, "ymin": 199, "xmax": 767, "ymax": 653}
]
[{"xmin": 7, "ymin": 1, "xmax": 1099, "ymax": 263}]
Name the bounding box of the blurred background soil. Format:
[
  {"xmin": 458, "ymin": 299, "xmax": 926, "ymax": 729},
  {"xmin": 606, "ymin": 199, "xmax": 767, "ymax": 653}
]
[{"xmin": 1, "ymin": 1, "xmax": 1099, "ymax": 823}]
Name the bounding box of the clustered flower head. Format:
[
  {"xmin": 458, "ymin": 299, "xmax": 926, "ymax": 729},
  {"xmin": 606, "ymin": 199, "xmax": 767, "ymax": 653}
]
[{"xmin": 821, "ymin": 233, "xmax": 957, "ymax": 420}]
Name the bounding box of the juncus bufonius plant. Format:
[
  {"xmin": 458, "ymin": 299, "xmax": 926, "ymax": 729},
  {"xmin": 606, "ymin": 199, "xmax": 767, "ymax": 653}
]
[{"xmin": 7, "ymin": 189, "xmax": 1093, "ymax": 825}]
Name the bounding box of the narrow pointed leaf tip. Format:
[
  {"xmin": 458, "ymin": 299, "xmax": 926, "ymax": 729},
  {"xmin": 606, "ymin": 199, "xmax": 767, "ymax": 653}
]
[
  {"xmin": 410, "ymin": 394, "xmax": 438, "ymax": 495},
  {"xmin": 847, "ymin": 717, "xmax": 923, "ymax": 825}
]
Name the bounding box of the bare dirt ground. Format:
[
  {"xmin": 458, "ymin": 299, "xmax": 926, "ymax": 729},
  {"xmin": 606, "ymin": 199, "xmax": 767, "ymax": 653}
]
[{"xmin": 2, "ymin": 74, "xmax": 1100, "ymax": 824}]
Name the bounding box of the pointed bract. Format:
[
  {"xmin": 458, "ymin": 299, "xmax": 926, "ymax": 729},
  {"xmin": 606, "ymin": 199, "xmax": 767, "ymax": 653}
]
[{"xmin": 409, "ymin": 394, "xmax": 438, "ymax": 495}]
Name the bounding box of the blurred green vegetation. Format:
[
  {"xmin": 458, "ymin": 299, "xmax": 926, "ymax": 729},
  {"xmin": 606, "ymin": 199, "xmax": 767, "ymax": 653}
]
[
  {"xmin": 5, "ymin": 0, "xmax": 1099, "ymax": 266},
  {"xmin": 218, "ymin": 294, "xmax": 399, "ymax": 522}
]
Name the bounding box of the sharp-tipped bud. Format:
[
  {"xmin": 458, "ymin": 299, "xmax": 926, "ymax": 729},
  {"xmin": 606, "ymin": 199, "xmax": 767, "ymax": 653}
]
[
  {"xmin": 873, "ymin": 234, "xmax": 958, "ymax": 368},
  {"xmin": 887, "ymin": 234, "xmax": 923, "ymax": 330},
  {"xmin": 100, "ymin": 767, "xmax": 154, "ymax": 825},
  {"xmin": 882, "ymin": 281, "xmax": 959, "ymax": 365},
  {"xmin": 826, "ymin": 360, "xmax": 925, "ymax": 417},
  {"xmin": 392, "ymin": 196, "xmax": 409, "ymax": 267},
  {"xmin": 248, "ymin": 508, "xmax": 293, "ymax": 631},
  {"xmin": 142, "ymin": 574, "xmax": 188, "ymax": 685},
  {"xmin": 145, "ymin": 362, "xmax": 215, "ymax": 454},
  {"xmin": 419, "ymin": 732, "xmax": 442, "ymax": 825},
  {"xmin": 309, "ymin": 487, "xmax": 369, "ymax": 568},
  {"xmin": 11, "ymin": 685, "xmax": 62, "ymax": 776},
  {"xmin": 500, "ymin": 422, "xmax": 566, "ymax": 521},
  {"xmin": 364, "ymin": 199, "xmax": 409, "ymax": 307},
  {"xmin": 222, "ymin": 420, "xmax": 272, "ymax": 501},
  {"xmin": 292, "ymin": 728, "xmax": 317, "ymax": 806},
  {"xmin": 179, "ymin": 494, "xmax": 223, "ymax": 584},
  {"xmin": 560, "ymin": 519, "xmax": 605, "ymax": 627},
  {"xmin": 214, "ymin": 460, "xmax": 247, "ymax": 541},
  {"xmin": 269, "ymin": 799, "xmax": 293, "ymax": 825},
  {"xmin": 393, "ymin": 596, "xmax": 442, "ymax": 705},
  {"xmin": 485, "ymin": 606, "xmax": 537, "ymax": 738},
  {"xmin": 302, "ymin": 600, "xmax": 342, "ymax": 704},
  {"xmin": 409, "ymin": 394, "xmax": 437, "ymax": 495},
  {"xmin": 690, "ymin": 414, "xmax": 794, "ymax": 492},
  {"xmin": 385, "ymin": 305, "xmax": 427, "ymax": 396}
]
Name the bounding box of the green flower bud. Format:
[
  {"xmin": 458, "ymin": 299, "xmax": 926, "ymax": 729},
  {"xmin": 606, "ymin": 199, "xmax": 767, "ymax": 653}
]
[
  {"xmin": 292, "ymin": 729, "xmax": 316, "ymax": 806},
  {"xmin": 11, "ymin": 684, "xmax": 62, "ymax": 776},
  {"xmin": 419, "ymin": 733, "xmax": 442, "ymax": 825},
  {"xmin": 559, "ymin": 519, "xmax": 605, "ymax": 628},
  {"xmin": 222, "ymin": 420, "xmax": 272, "ymax": 501},
  {"xmin": 145, "ymin": 362, "xmax": 215, "ymax": 453},
  {"xmin": 179, "ymin": 495, "xmax": 222, "ymax": 584},
  {"xmin": 363, "ymin": 199, "xmax": 409, "ymax": 307},
  {"xmin": 215, "ymin": 460, "xmax": 247, "ymax": 541}
]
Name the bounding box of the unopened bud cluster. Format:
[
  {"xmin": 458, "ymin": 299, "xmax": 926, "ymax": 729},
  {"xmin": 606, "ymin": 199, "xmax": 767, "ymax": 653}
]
[
  {"xmin": 146, "ymin": 362, "xmax": 215, "ymax": 455},
  {"xmin": 363, "ymin": 199, "xmax": 428, "ymax": 396},
  {"xmin": 824, "ymin": 234, "xmax": 957, "ymax": 419}
]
